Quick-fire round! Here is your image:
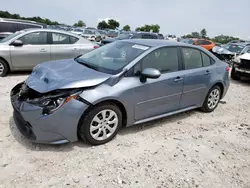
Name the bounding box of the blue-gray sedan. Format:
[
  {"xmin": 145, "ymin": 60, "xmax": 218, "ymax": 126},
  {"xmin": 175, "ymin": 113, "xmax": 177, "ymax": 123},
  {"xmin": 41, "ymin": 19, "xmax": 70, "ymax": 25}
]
[{"xmin": 10, "ymin": 39, "xmax": 230, "ymax": 145}]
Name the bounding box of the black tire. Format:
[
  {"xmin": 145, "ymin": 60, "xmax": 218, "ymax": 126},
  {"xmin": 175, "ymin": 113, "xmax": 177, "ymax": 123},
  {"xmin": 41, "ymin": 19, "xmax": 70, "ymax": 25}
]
[
  {"xmin": 231, "ymin": 67, "xmax": 240, "ymax": 80},
  {"xmin": 0, "ymin": 59, "xmax": 9, "ymax": 77},
  {"xmin": 201, "ymin": 85, "xmax": 221, "ymax": 113},
  {"xmin": 78, "ymin": 103, "xmax": 122, "ymax": 145}
]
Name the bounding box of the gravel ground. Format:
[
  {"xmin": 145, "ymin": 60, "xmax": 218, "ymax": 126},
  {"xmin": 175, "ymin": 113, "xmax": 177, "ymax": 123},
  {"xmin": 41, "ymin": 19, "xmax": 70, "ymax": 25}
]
[{"xmin": 0, "ymin": 74, "xmax": 250, "ymax": 188}]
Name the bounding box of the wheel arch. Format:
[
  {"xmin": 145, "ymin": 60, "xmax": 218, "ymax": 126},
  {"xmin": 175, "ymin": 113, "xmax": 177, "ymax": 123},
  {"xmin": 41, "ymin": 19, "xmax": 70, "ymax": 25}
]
[
  {"xmin": 78, "ymin": 99, "xmax": 128, "ymax": 131},
  {"xmin": 0, "ymin": 56, "xmax": 10, "ymax": 70},
  {"xmin": 210, "ymin": 82, "xmax": 224, "ymax": 99}
]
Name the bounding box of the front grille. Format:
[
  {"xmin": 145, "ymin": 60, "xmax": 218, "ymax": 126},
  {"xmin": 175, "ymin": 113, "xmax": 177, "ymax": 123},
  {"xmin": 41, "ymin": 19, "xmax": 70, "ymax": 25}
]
[{"xmin": 239, "ymin": 59, "xmax": 250, "ymax": 70}]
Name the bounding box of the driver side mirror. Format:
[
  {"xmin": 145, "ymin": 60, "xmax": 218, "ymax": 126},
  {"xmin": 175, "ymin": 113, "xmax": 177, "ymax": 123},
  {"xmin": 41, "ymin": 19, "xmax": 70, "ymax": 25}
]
[
  {"xmin": 140, "ymin": 68, "xmax": 161, "ymax": 83},
  {"xmin": 10, "ymin": 40, "xmax": 23, "ymax": 47}
]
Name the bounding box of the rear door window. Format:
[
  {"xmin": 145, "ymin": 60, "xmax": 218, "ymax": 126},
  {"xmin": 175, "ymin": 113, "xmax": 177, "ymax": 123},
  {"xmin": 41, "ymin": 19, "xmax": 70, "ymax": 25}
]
[
  {"xmin": 52, "ymin": 33, "xmax": 70, "ymax": 44},
  {"xmin": 182, "ymin": 47, "xmax": 203, "ymax": 69},
  {"xmin": 70, "ymin": 36, "xmax": 79, "ymax": 44}
]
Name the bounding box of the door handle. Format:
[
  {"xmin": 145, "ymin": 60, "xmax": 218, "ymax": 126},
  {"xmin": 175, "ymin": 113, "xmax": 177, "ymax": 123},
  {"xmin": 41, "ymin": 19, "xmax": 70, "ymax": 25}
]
[
  {"xmin": 173, "ymin": 76, "xmax": 183, "ymax": 82},
  {"xmin": 40, "ymin": 49, "xmax": 47, "ymax": 52},
  {"xmin": 204, "ymin": 70, "xmax": 211, "ymax": 75}
]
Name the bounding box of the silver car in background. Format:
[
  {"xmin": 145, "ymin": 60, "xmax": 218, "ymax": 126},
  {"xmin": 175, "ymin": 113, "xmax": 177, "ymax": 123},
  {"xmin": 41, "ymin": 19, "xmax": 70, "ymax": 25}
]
[
  {"xmin": 81, "ymin": 29, "xmax": 102, "ymax": 42},
  {"xmin": 0, "ymin": 29, "xmax": 99, "ymax": 76}
]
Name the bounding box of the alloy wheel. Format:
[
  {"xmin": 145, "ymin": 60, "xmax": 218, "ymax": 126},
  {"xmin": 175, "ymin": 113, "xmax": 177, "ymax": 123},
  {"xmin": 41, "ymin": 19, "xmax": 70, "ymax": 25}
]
[
  {"xmin": 0, "ymin": 62, "xmax": 4, "ymax": 75},
  {"xmin": 90, "ymin": 109, "xmax": 119, "ymax": 141},
  {"xmin": 207, "ymin": 89, "xmax": 220, "ymax": 109}
]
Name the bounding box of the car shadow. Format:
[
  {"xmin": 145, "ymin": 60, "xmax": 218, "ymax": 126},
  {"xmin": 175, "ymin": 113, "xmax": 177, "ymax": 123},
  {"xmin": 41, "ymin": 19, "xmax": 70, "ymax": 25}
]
[
  {"xmin": 9, "ymin": 116, "xmax": 91, "ymax": 152},
  {"xmin": 8, "ymin": 71, "xmax": 31, "ymax": 77},
  {"xmin": 230, "ymin": 78, "xmax": 250, "ymax": 86},
  {"xmin": 119, "ymin": 110, "xmax": 195, "ymax": 136}
]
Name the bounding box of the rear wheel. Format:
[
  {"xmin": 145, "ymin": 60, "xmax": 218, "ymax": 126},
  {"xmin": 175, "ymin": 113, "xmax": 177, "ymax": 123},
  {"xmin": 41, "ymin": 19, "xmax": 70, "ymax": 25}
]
[
  {"xmin": 0, "ymin": 59, "xmax": 9, "ymax": 77},
  {"xmin": 78, "ymin": 103, "xmax": 122, "ymax": 145},
  {"xmin": 231, "ymin": 67, "xmax": 240, "ymax": 80},
  {"xmin": 201, "ymin": 85, "xmax": 221, "ymax": 112}
]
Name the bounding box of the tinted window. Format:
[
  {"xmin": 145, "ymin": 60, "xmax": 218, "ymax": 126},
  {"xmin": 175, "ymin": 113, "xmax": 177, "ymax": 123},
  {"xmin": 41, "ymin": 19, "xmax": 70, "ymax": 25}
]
[
  {"xmin": 142, "ymin": 34, "xmax": 156, "ymax": 39},
  {"xmin": 201, "ymin": 52, "xmax": 211, "ymax": 66},
  {"xmin": 70, "ymin": 36, "xmax": 79, "ymax": 44},
  {"xmin": 141, "ymin": 47, "xmax": 179, "ymax": 73},
  {"xmin": 18, "ymin": 23, "xmax": 41, "ymax": 30},
  {"xmin": 182, "ymin": 48, "xmax": 202, "ymax": 69},
  {"xmin": 19, "ymin": 32, "xmax": 48, "ymax": 45},
  {"xmin": 0, "ymin": 22, "xmax": 18, "ymax": 32},
  {"xmin": 52, "ymin": 33, "xmax": 70, "ymax": 44},
  {"xmin": 131, "ymin": 33, "xmax": 142, "ymax": 39}
]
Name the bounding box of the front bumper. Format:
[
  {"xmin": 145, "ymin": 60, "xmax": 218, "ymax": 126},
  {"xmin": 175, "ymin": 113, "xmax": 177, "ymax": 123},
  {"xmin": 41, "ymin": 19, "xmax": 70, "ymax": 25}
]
[{"xmin": 10, "ymin": 83, "xmax": 90, "ymax": 144}]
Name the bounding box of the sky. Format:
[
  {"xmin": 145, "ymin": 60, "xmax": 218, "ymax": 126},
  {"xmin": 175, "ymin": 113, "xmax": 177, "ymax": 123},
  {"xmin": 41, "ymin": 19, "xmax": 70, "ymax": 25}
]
[{"xmin": 1, "ymin": 0, "xmax": 250, "ymax": 39}]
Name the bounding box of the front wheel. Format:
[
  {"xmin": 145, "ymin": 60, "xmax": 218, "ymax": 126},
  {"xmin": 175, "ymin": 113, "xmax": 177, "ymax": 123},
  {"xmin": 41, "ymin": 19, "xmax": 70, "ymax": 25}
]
[
  {"xmin": 78, "ymin": 103, "xmax": 122, "ymax": 145},
  {"xmin": 0, "ymin": 59, "xmax": 9, "ymax": 77},
  {"xmin": 201, "ymin": 85, "xmax": 221, "ymax": 112}
]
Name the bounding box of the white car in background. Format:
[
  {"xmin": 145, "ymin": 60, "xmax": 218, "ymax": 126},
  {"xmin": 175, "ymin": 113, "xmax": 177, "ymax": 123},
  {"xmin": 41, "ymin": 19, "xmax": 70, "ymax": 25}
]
[
  {"xmin": 165, "ymin": 34, "xmax": 177, "ymax": 41},
  {"xmin": 70, "ymin": 27, "xmax": 84, "ymax": 35}
]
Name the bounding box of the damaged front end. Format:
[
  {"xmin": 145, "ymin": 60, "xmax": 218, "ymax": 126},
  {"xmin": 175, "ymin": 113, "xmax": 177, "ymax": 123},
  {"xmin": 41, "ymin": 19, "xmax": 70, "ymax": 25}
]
[
  {"xmin": 233, "ymin": 53, "xmax": 250, "ymax": 78},
  {"xmin": 10, "ymin": 82, "xmax": 89, "ymax": 144},
  {"xmin": 212, "ymin": 46, "xmax": 235, "ymax": 64},
  {"xmin": 12, "ymin": 82, "xmax": 82, "ymax": 115}
]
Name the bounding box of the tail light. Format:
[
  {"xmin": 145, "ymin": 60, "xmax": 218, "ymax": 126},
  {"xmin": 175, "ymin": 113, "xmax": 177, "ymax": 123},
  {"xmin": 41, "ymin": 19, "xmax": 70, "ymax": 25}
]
[
  {"xmin": 93, "ymin": 45, "xmax": 99, "ymax": 49},
  {"xmin": 226, "ymin": 66, "xmax": 230, "ymax": 72}
]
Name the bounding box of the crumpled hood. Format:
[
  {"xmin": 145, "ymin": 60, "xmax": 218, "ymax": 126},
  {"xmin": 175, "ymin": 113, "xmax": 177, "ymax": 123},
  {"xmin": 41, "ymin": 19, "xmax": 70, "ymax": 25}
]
[
  {"xmin": 26, "ymin": 59, "xmax": 111, "ymax": 93},
  {"xmin": 212, "ymin": 46, "xmax": 234, "ymax": 55}
]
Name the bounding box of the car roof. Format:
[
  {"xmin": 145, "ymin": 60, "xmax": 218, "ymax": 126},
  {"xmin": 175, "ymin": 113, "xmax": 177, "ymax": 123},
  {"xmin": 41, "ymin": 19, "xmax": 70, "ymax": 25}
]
[
  {"xmin": 122, "ymin": 39, "xmax": 196, "ymax": 48},
  {"xmin": 227, "ymin": 42, "xmax": 249, "ymax": 46},
  {"xmin": 21, "ymin": 28, "xmax": 80, "ymax": 37}
]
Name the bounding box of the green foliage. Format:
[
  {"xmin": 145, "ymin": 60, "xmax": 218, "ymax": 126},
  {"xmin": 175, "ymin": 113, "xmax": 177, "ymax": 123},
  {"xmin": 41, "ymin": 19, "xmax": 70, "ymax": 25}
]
[
  {"xmin": 0, "ymin": 10, "xmax": 59, "ymax": 25},
  {"xmin": 200, "ymin": 28, "xmax": 207, "ymax": 38},
  {"xmin": 97, "ymin": 19, "xmax": 120, "ymax": 30},
  {"xmin": 135, "ymin": 24, "xmax": 160, "ymax": 33},
  {"xmin": 73, "ymin": 20, "xmax": 86, "ymax": 27},
  {"xmin": 211, "ymin": 35, "xmax": 240, "ymax": 44},
  {"xmin": 122, "ymin": 25, "xmax": 131, "ymax": 31}
]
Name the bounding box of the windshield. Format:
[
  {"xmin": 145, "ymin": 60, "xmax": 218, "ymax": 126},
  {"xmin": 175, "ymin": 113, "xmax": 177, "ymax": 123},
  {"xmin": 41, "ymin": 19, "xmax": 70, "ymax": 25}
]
[
  {"xmin": 83, "ymin": 29, "xmax": 95, "ymax": 34},
  {"xmin": 240, "ymin": 46, "xmax": 250, "ymax": 55},
  {"xmin": 98, "ymin": 30, "xmax": 106, "ymax": 35},
  {"xmin": 74, "ymin": 29, "xmax": 83, "ymax": 32},
  {"xmin": 0, "ymin": 31, "xmax": 24, "ymax": 43},
  {"xmin": 107, "ymin": 30, "xmax": 118, "ymax": 37},
  {"xmin": 117, "ymin": 33, "xmax": 132, "ymax": 40},
  {"xmin": 75, "ymin": 41, "xmax": 150, "ymax": 74},
  {"xmin": 224, "ymin": 44, "xmax": 245, "ymax": 53}
]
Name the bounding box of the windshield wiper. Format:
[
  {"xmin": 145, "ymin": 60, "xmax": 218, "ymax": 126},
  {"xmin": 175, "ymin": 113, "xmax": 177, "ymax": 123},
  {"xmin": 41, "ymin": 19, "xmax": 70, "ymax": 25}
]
[{"xmin": 74, "ymin": 58, "xmax": 99, "ymax": 71}]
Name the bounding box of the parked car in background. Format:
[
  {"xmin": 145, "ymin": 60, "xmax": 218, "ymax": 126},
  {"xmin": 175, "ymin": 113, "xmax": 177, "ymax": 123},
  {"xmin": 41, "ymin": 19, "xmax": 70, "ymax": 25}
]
[
  {"xmin": 165, "ymin": 34, "xmax": 177, "ymax": 41},
  {"xmin": 81, "ymin": 29, "xmax": 102, "ymax": 42},
  {"xmin": 106, "ymin": 30, "xmax": 120, "ymax": 38},
  {"xmin": 101, "ymin": 31, "xmax": 159, "ymax": 45},
  {"xmin": 192, "ymin": 39, "xmax": 215, "ymax": 51},
  {"xmin": 180, "ymin": 38, "xmax": 196, "ymax": 44},
  {"xmin": 0, "ymin": 28, "xmax": 98, "ymax": 76},
  {"xmin": 97, "ymin": 30, "xmax": 107, "ymax": 40},
  {"xmin": 0, "ymin": 18, "xmax": 47, "ymax": 39},
  {"xmin": 228, "ymin": 40, "xmax": 248, "ymax": 44},
  {"xmin": 10, "ymin": 39, "xmax": 229, "ymax": 145},
  {"xmin": 157, "ymin": 33, "xmax": 164, "ymax": 39},
  {"xmin": 70, "ymin": 27, "xmax": 84, "ymax": 35},
  {"xmin": 231, "ymin": 47, "xmax": 250, "ymax": 80}
]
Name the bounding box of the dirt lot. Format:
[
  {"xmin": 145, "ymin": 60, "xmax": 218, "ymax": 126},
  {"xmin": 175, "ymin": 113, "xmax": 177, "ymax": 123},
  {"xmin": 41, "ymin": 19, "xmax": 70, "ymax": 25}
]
[{"xmin": 0, "ymin": 74, "xmax": 250, "ymax": 188}]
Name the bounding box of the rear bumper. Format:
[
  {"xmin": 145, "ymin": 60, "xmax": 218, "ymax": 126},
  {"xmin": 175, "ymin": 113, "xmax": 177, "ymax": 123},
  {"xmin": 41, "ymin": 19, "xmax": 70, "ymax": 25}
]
[{"xmin": 10, "ymin": 83, "xmax": 90, "ymax": 144}]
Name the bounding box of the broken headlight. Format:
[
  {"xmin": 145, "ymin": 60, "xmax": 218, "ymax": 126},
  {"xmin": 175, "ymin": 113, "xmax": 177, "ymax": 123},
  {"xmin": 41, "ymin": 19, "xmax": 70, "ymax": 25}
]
[{"xmin": 27, "ymin": 90, "xmax": 81, "ymax": 115}]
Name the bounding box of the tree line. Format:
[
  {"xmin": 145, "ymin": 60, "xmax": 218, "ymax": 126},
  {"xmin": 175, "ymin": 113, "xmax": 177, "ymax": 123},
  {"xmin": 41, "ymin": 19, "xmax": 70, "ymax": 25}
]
[
  {"xmin": 182, "ymin": 28, "xmax": 241, "ymax": 44},
  {"xmin": 1, "ymin": 10, "xmax": 242, "ymax": 43}
]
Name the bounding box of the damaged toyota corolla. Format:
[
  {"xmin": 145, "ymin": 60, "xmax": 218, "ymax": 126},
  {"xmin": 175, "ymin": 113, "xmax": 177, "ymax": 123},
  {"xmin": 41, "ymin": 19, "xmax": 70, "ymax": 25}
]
[{"xmin": 11, "ymin": 39, "xmax": 230, "ymax": 145}]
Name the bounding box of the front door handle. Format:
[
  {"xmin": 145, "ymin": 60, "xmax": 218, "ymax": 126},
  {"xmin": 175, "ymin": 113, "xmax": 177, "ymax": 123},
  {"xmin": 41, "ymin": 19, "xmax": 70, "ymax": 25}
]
[
  {"xmin": 204, "ymin": 70, "xmax": 211, "ymax": 75},
  {"xmin": 40, "ymin": 49, "xmax": 47, "ymax": 52},
  {"xmin": 173, "ymin": 76, "xmax": 183, "ymax": 82}
]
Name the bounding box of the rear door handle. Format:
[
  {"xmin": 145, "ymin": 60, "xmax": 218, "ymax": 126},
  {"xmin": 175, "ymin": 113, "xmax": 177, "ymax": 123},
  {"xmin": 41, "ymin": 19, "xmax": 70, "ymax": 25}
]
[
  {"xmin": 40, "ymin": 49, "xmax": 47, "ymax": 52},
  {"xmin": 173, "ymin": 76, "xmax": 183, "ymax": 82},
  {"xmin": 204, "ymin": 70, "xmax": 211, "ymax": 75}
]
